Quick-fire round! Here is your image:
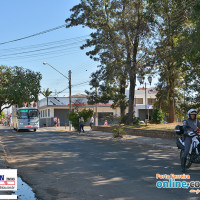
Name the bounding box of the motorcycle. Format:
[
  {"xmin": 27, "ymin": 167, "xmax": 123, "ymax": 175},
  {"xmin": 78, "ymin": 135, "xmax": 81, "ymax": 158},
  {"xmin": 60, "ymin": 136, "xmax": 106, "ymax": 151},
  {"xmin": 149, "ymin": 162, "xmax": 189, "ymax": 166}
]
[{"xmin": 175, "ymin": 125, "xmax": 200, "ymax": 170}]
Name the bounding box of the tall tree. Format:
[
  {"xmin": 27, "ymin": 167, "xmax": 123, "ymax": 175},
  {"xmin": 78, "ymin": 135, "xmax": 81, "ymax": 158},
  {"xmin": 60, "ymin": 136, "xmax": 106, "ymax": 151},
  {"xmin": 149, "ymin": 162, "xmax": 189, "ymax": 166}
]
[
  {"xmin": 66, "ymin": 0, "xmax": 153, "ymax": 124},
  {"xmin": 86, "ymin": 67, "xmax": 128, "ymax": 118},
  {"xmin": 0, "ymin": 65, "xmax": 42, "ymax": 113},
  {"xmin": 177, "ymin": 0, "xmax": 200, "ymax": 108},
  {"xmin": 150, "ymin": 0, "xmax": 193, "ymax": 122}
]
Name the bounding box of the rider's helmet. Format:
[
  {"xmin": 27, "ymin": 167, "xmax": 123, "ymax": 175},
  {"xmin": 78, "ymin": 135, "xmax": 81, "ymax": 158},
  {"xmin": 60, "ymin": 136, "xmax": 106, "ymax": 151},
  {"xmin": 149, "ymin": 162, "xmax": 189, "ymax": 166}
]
[{"xmin": 188, "ymin": 109, "xmax": 198, "ymax": 119}]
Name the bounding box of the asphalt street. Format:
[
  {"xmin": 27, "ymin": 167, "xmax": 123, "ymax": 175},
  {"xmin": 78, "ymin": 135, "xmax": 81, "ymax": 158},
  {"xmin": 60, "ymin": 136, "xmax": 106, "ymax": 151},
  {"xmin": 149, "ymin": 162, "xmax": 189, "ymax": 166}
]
[{"xmin": 0, "ymin": 126, "xmax": 200, "ymax": 200}]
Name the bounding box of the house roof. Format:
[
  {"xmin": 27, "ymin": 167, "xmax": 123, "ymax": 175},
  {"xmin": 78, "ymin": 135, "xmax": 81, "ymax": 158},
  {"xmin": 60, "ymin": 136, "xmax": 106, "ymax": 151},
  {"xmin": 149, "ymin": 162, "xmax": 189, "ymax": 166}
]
[{"xmin": 71, "ymin": 93, "xmax": 88, "ymax": 98}]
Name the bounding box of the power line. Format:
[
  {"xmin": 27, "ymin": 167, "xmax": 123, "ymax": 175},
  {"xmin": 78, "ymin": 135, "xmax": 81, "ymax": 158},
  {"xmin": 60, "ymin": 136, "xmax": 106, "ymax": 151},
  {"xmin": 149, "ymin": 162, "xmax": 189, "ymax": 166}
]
[
  {"xmin": 50, "ymin": 81, "xmax": 90, "ymax": 97},
  {"xmin": 0, "ymin": 35, "xmax": 89, "ymax": 52},
  {"xmin": 8, "ymin": 50, "xmax": 81, "ymax": 62},
  {"xmin": 0, "ymin": 48, "xmax": 82, "ymax": 60},
  {"xmin": 0, "ymin": 24, "xmax": 67, "ymax": 45},
  {"xmin": 72, "ymin": 81, "xmax": 89, "ymax": 87},
  {"xmin": 56, "ymin": 87, "xmax": 69, "ymax": 95},
  {"xmin": 0, "ymin": 40, "xmax": 86, "ymax": 58}
]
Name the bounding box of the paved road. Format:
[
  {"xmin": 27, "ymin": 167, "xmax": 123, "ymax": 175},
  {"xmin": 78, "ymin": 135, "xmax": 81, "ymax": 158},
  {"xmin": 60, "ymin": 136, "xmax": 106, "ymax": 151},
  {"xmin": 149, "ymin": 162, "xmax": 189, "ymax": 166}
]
[{"xmin": 0, "ymin": 126, "xmax": 200, "ymax": 200}]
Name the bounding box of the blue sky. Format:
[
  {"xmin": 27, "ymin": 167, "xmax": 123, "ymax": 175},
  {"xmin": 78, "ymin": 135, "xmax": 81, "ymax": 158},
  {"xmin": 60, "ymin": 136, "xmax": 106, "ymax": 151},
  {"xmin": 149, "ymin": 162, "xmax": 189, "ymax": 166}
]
[{"xmin": 0, "ymin": 0, "xmax": 157, "ymax": 100}]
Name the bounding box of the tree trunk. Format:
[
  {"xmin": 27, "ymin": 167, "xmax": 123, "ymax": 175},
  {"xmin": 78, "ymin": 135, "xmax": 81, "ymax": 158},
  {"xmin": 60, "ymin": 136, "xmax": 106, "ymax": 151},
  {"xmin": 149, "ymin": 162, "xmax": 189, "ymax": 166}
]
[
  {"xmin": 0, "ymin": 103, "xmax": 2, "ymax": 114},
  {"xmin": 119, "ymin": 79, "xmax": 126, "ymax": 118},
  {"xmin": 127, "ymin": 31, "xmax": 139, "ymax": 124},
  {"xmin": 127, "ymin": 73, "xmax": 136, "ymax": 124},
  {"xmin": 169, "ymin": 79, "xmax": 175, "ymax": 123},
  {"xmin": 169, "ymin": 97, "xmax": 175, "ymax": 123}
]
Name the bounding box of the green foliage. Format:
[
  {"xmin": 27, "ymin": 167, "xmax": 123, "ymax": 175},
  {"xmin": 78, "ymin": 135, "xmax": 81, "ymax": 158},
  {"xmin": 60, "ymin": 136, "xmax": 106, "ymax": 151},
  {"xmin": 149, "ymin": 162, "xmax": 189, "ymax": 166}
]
[
  {"xmin": 68, "ymin": 111, "xmax": 79, "ymax": 130},
  {"xmin": 41, "ymin": 88, "xmax": 52, "ymax": 97},
  {"xmin": 120, "ymin": 114, "xmax": 128, "ymax": 124},
  {"xmin": 0, "ymin": 111, "xmax": 5, "ymax": 119},
  {"xmin": 152, "ymin": 109, "xmax": 165, "ymax": 124},
  {"xmin": 68, "ymin": 109, "xmax": 93, "ymax": 130},
  {"xmin": 120, "ymin": 113, "xmax": 139, "ymax": 125},
  {"xmin": 66, "ymin": 0, "xmax": 154, "ymax": 125},
  {"xmin": 132, "ymin": 117, "xmax": 140, "ymax": 125},
  {"xmin": 113, "ymin": 127, "xmax": 126, "ymax": 138},
  {"xmin": 79, "ymin": 109, "xmax": 93, "ymax": 120},
  {"xmin": 148, "ymin": 0, "xmax": 195, "ymax": 123},
  {"xmin": 0, "ymin": 65, "xmax": 42, "ymax": 113}
]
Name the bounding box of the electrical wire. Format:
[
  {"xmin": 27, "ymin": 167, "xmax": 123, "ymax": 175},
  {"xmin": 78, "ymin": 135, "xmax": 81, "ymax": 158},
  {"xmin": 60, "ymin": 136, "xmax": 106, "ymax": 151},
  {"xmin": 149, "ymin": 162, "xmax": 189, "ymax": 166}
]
[
  {"xmin": 0, "ymin": 39, "xmax": 88, "ymax": 58},
  {"xmin": 0, "ymin": 35, "xmax": 89, "ymax": 52},
  {"xmin": 72, "ymin": 81, "xmax": 89, "ymax": 87},
  {"xmin": 0, "ymin": 24, "xmax": 67, "ymax": 45},
  {"xmin": 0, "ymin": 47, "xmax": 82, "ymax": 60}
]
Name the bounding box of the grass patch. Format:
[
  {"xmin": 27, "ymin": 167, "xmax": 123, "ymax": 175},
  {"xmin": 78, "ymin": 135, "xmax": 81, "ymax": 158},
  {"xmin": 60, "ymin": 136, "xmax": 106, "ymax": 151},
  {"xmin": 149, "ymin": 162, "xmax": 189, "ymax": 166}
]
[{"xmin": 101, "ymin": 122, "xmax": 180, "ymax": 131}]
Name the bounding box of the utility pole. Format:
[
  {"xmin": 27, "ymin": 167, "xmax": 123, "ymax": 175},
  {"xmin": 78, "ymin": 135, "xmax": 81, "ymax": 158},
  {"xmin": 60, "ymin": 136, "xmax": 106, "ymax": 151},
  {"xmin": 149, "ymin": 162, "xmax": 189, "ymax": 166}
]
[
  {"xmin": 69, "ymin": 70, "xmax": 72, "ymax": 131},
  {"xmin": 95, "ymin": 86, "xmax": 98, "ymax": 126},
  {"xmin": 43, "ymin": 62, "xmax": 72, "ymax": 130},
  {"xmin": 145, "ymin": 82, "xmax": 147, "ymax": 125}
]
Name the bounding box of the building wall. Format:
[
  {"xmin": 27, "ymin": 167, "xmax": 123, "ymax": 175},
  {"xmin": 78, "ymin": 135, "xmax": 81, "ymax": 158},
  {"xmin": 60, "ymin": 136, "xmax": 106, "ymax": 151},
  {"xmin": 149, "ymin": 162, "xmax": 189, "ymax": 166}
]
[
  {"xmin": 37, "ymin": 89, "xmax": 157, "ymax": 126},
  {"xmin": 54, "ymin": 109, "xmax": 70, "ymax": 126},
  {"xmin": 40, "ymin": 118, "xmax": 54, "ymax": 127}
]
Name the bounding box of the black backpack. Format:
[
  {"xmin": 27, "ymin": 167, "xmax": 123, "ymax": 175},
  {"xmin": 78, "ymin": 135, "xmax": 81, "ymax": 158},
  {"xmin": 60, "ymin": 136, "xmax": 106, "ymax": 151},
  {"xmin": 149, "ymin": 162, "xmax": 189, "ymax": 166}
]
[{"xmin": 174, "ymin": 125, "xmax": 184, "ymax": 135}]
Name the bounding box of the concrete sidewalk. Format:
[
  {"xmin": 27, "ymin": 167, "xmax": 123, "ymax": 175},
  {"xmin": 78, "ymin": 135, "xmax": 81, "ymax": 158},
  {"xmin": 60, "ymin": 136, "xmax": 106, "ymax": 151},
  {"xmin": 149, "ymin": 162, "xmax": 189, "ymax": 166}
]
[{"xmin": 43, "ymin": 126, "xmax": 178, "ymax": 150}]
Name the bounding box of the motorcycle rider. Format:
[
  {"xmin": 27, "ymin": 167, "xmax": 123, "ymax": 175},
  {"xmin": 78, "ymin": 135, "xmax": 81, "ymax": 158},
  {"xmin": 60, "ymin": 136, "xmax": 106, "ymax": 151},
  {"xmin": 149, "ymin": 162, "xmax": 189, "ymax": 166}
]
[{"xmin": 182, "ymin": 109, "xmax": 200, "ymax": 172}]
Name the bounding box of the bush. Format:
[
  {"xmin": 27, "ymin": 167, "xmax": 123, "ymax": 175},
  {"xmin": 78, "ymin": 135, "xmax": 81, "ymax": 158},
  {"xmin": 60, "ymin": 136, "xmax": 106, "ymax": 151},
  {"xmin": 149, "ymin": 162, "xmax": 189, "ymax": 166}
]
[
  {"xmin": 152, "ymin": 109, "xmax": 164, "ymax": 124},
  {"xmin": 120, "ymin": 114, "xmax": 140, "ymax": 125},
  {"xmin": 68, "ymin": 109, "xmax": 93, "ymax": 130},
  {"xmin": 68, "ymin": 111, "xmax": 79, "ymax": 130},
  {"xmin": 113, "ymin": 127, "xmax": 126, "ymax": 138},
  {"xmin": 133, "ymin": 117, "xmax": 140, "ymax": 125},
  {"xmin": 120, "ymin": 114, "xmax": 128, "ymax": 124},
  {"xmin": 0, "ymin": 112, "xmax": 6, "ymax": 119}
]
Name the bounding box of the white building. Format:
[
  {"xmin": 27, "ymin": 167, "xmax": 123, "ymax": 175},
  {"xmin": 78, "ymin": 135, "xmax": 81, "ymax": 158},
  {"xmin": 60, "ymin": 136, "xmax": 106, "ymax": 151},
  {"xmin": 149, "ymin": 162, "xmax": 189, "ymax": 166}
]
[
  {"xmin": 37, "ymin": 88, "xmax": 157, "ymax": 127},
  {"xmin": 129, "ymin": 87, "xmax": 157, "ymax": 120}
]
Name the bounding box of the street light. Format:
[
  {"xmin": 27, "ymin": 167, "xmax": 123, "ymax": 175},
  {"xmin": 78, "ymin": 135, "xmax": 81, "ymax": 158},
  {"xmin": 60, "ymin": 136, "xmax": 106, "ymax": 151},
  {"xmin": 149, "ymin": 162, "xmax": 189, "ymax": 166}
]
[
  {"xmin": 43, "ymin": 62, "xmax": 72, "ymax": 131},
  {"xmin": 137, "ymin": 75, "xmax": 152, "ymax": 123}
]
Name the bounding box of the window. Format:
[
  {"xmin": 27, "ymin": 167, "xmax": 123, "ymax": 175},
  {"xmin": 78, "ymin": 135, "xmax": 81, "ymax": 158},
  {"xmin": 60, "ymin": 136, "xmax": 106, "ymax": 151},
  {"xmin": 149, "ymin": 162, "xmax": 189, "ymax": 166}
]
[
  {"xmin": 17, "ymin": 110, "xmax": 28, "ymax": 119},
  {"xmin": 148, "ymin": 98, "xmax": 156, "ymax": 105},
  {"xmin": 135, "ymin": 98, "xmax": 143, "ymax": 104},
  {"xmin": 45, "ymin": 110, "xmax": 47, "ymax": 117},
  {"xmin": 17, "ymin": 109, "xmax": 38, "ymax": 118},
  {"xmin": 48, "ymin": 109, "xmax": 50, "ymax": 117},
  {"xmin": 29, "ymin": 110, "xmax": 39, "ymax": 118}
]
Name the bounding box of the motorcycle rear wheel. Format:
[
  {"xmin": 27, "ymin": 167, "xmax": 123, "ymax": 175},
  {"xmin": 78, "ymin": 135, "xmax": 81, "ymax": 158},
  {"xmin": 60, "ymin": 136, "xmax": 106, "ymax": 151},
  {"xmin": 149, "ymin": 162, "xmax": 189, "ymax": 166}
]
[{"xmin": 180, "ymin": 149, "xmax": 192, "ymax": 169}]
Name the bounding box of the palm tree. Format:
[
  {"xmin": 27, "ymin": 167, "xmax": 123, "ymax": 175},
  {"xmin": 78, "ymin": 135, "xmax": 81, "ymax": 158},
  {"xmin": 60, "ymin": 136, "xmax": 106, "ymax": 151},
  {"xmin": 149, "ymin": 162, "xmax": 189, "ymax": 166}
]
[{"xmin": 41, "ymin": 88, "xmax": 53, "ymax": 106}]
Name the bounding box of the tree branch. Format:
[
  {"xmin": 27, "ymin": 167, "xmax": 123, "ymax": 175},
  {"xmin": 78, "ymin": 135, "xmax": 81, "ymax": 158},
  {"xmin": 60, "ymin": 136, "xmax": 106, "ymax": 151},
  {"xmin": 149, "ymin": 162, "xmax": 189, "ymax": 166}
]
[{"xmin": 1, "ymin": 105, "xmax": 12, "ymax": 112}]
